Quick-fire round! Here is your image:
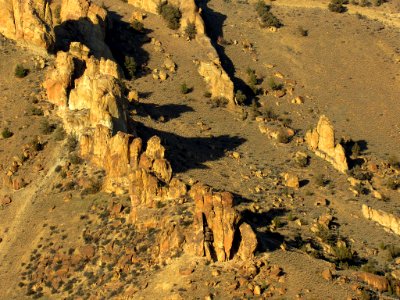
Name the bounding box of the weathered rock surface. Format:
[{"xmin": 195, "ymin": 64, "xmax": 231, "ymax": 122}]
[
  {"xmin": 357, "ymin": 272, "xmax": 389, "ymax": 292},
  {"xmin": 362, "ymin": 204, "xmax": 400, "ymax": 235},
  {"xmin": 128, "ymin": 0, "xmax": 235, "ymax": 106},
  {"xmin": 0, "ymin": 0, "xmax": 54, "ymax": 50},
  {"xmin": 188, "ymin": 184, "xmax": 257, "ymax": 262},
  {"xmin": 237, "ymin": 223, "xmax": 258, "ymax": 260},
  {"xmin": 305, "ymin": 115, "xmax": 348, "ymax": 173}
]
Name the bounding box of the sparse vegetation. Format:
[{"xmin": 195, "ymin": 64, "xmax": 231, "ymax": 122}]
[
  {"xmin": 124, "ymin": 56, "xmax": 137, "ymax": 79},
  {"xmin": 314, "ymin": 174, "xmax": 329, "ymax": 187},
  {"xmin": 2, "ymin": 127, "xmax": 13, "ymax": 138},
  {"xmin": 66, "ymin": 135, "xmax": 78, "ymax": 152},
  {"xmin": 131, "ymin": 20, "xmax": 144, "ymax": 32},
  {"xmin": 268, "ymin": 78, "xmax": 284, "ymax": 91},
  {"xmin": 184, "ymin": 22, "xmax": 197, "ymax": 40},
  {"xmin": 40, "ymin": 119, "xmax": 56, "ymax": 135},
  {"xmin": 211, "ymin": 97, "xmax": 228, "ymax": 108},
  {"xmin": 15, "ymin": 64, "xmax": 29, "ymax": 78},
  {"xmin": 297, "ymin": 26, "xmax": 308, "ymax": 37},
  {"xmin": 328, "ymin": 0, "xmax": 348, "ymax": 13},
  {"xmin": 30, "ymin": 106, "xmax": 44, "ymax": 116},
  {"xmin": 180, "ymin": 83, "xmax": 191, "ymax": 94},
  {"xmin": 234, "ymin": 90, "xmax": 246, "ymax": 105},
  {"xmin": 255, "ymin": 1, "xmax": 282, "ymax": 28},
  {"xmin": 157, "ymin": 2, "xmax": 182, "ymax": 30}
]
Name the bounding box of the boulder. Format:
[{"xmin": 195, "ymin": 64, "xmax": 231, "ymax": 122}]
[
  {"xmin": 305, "ymin": 115, "xmax": 348, "ymax": 173},
  {"xmin": 237, "ymin": 223, "xmax": 258, "ymax": 260}
]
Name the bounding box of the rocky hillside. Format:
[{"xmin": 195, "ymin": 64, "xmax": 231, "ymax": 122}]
[{"xmin": 0, "ymin": 0, "xmax": 399, "ymax": 299}]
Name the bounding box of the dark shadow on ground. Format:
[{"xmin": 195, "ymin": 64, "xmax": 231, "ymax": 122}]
[
  {"xmin": 239, "ymin": 208, "xmax": 288, "ymax": 252},
  {"xmin": 131, "ymin": 103, "xmax": 194, "ymax": 122},
  {"xmin": 134, "ymin": 121, "xmax": 246, "ymax": 173},
  {"xmin": 52, "ymin": 10, "xmax": 151, "ymax": 80},
  {"xmin": 341, "ymin": 139, "xmax": 368, "ymax": 169},
  {"xmin": 196, "ymin": 0, "xmax": 255, "ymax": 102},
  {"xmin": 105, "ymin": 11, "xmax": 152, "ymax": 79}
]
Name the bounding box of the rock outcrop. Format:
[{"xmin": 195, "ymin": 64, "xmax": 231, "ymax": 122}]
[
  {"xmin": 128, "ymin": 0, "xmax": 235, "ymax": 106},
  {"xmin": 189, "ymin": 183, "xmax": 257, "ymax": 262},
  {"xmin": 56, "ymin": 0, "xmax": 112, "ymax": 58},
  {"xmin": 305, "ymin": 115, "xmax": 348, "ymax": 173},
  {"xmin": 362, "ymin": 204, "xmax": 400, "ymax": 235},
  {"xmin": 0, "ymin": 0, "xmax": 54, "ymax": 50}
]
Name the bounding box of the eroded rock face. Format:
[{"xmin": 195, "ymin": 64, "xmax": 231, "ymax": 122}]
[
  {"xmin": 188, "ymin": 184, "xmax": 257, "ymax": 262},
  {"xmin": 305, "ymin": 115, "xmax": 348, "ymax": 173},
  {"xmin": 198, "ymin": 61, "xmax": 235, "ymax": 106},
  {"xmin": 362, "ymin": 204, "xmax": 400, "ymax": 235},
  {"xmin": 128, "ymin": 0, "xmax": 235, "ymax": 106},
  {"xmin": 57, "ymin": 0, "xmax": 112, "ymax": 58},
  {"xmin": 0, "ymin": 0, "xmax": 54, "ymax": 50}
]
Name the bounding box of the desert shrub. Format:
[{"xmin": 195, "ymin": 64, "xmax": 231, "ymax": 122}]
[
  {"xmin": 349, "ymin": 166, "xmax": 373, "ymax": 181},
  {"xmin": 54, "ymin": 5, "xmax": 61, "ymax": 22},
  {"xmin": 314, "ymin": 174, "xmax": 329, "ymax": 187},
  {"xmin": 211, "ymin": 97, "xmax": 228, "ymax": 108},
  {"xmin": 388, "ymin": 156, "xmax": 400, "ymax": 170},
  {"xmin": 268, "ymin": 78, "xmax": 283, "ymax": 91},
  {"xmin": 386, "ymin": 177, "xmax": 400, "ymax": 190},
  {"xmin": 180, "ymin": 83, "xmax": 190, "ymax": 94},
  {"xmin": 124, "ymin": 56, "xmax": 137, "ymax": 79},
  {"xmin": 157, "ymin": 2, "xmax": 181, "ymax": 30},
  {"xmin": 30, "ymin": 106, "xmax": 44, "ymax": 116},
  {"xmin": 2, "ymin": 127, "xmax": 13, "ymax": 138},
  {"xmin": 235, "ymin": 90, "xmax": 246, "ymax": 105},
  {"xmin": 66, "ymin": 135, "xmax": 78, "ymax": 152},
  {"xmin": 185, "ymin": 22, "xmax": 197, "ymax": 40},
  {"xmin": 316, "ymin": 224, "xmax": 337, "ymax": 245},
  {"xmin": 263, "ymin": 107, "xmax": 278, "ymax": 120},
  {"xmin": 31, "ymin": 137, "xmax": 44, "ymax": 151},
  {"xmin": 255, "ymin": 1, "xmax": 282, "ymax": 28},
  {"xmin": 385, "ymin": 244, "xmax": 400, "ymax": 260},
  {"xmin": 204, "ymin": 91, "xmax": 212, "ymax": 98},
  {"xmin": 295, "ymin": 155, "xmax": 309, "ymax": 168},
  {"xmin": 297, "ymin": 26, "xmax": 308, "ymax": 36},
  {"xmin": 69, "ymin": 153, "xmax": 82, "ymax": 165},
  {"xmin": 53, "ymin": 126, "xmax": 66, "ymax": 141},
  {"xmin": 15, "ymin": 64, "xmax": 29, "ymax": 78},
  {"xmin": 351, "ymin": 142, "xmax": 361, "ymax": 157},
  {"xmin": 246, "ymin": 68, "xmax": 257, "ymax": 86},
  {"xmin": 40, "ymin": 119, "xmax": 56, "ymax": 135},
  {"xmin": 328, "ymin": 0, "xmax": 348, "ymax": 13},
  {"xmin": 333, "ymin": 243, "xmax": 354, "ymax": 264},
  {"xmin": 131, "ymin": 20, "xmax": 144, "ymax": 32}
]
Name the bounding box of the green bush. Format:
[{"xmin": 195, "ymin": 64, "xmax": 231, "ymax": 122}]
[
  {"xmin": 66, "ymin": 135, "xmax": 78, "ymax": 152},
  {"xmin": 180, "ymin": 83, "xmax": 191, "ymax": 94},
  {"xmin": 2, "ymin": 127, "xmax": 13, "ymax": 138},
  {"xmin": 15, "ymin": 65, "xmax": 29, "ymax": 78},
  {"xmin": 185, "ymin": 22, "xmax": 197, "ymax": 40},
  {"xmin": 124, "ymin": 56, "xmax": 137, "ymax": 79},
  {"xmin": 40, "ymin": 119, "xmax": 56, "ymax": 135},
  {"xmin": 157, "ymin": 2, "xmax": 182, "ymax": 30}
]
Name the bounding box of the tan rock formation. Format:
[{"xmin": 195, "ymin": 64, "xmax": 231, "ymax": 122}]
[
  {"xmin": 198, "ymin": 61, "xmax": 235, "ymax": 106},
  {"xmin": 237, "ymin": 223, "xmax": 258, "ymax": 260},
  {"xmin": 58, "ymin": 0, "xmax": 112, "ymax": 58},
  {"xmin": 305, "ymin": 115, "xmax": 348, "ymax": 173},
  {"xmin": 357, "ymin": 272, "xmax": 389, "ymax": 292},
  {"xmin": 128, "ymin": 0, "xmax": 235, "ymax": 106},
  {"xmin": 0, "ymin": 0, "xmax": 54, "ymax": 50},
  {"xmin": 362, "ymin": 204, "xmax": 400, "ymax": 235},
  {"xmin": 189, "ymin": 183, "xmax": 239, "ymax": 261}
]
